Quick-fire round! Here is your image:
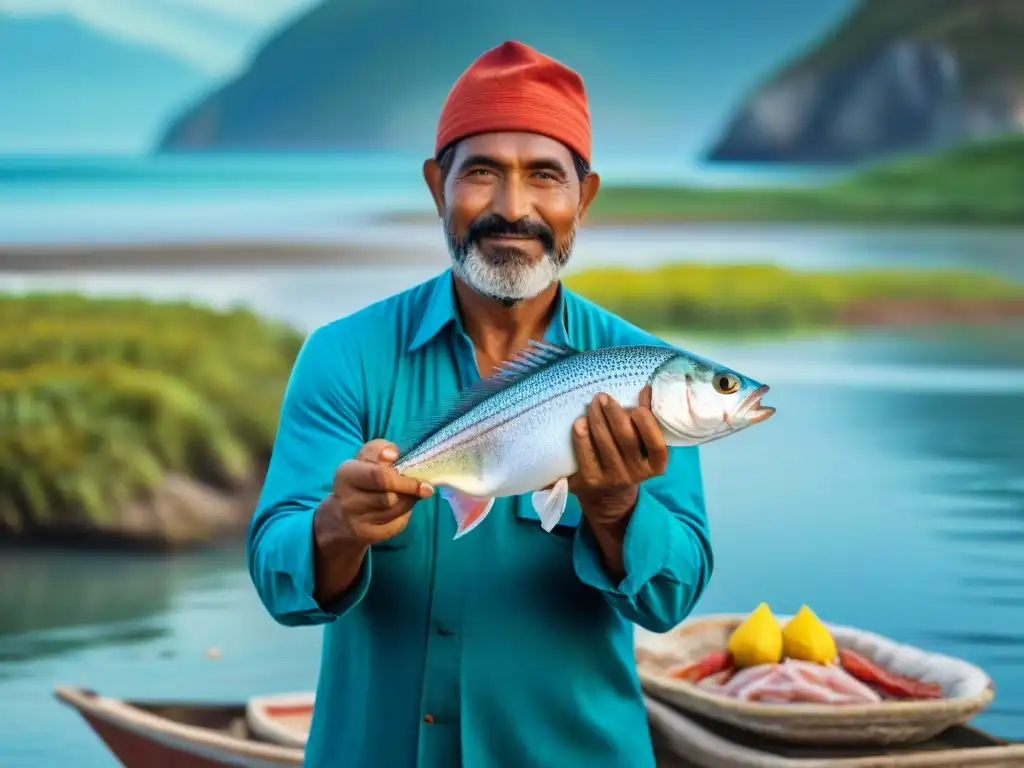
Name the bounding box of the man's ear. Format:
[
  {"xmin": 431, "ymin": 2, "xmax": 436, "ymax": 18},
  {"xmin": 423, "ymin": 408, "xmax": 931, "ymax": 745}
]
[
  {"xmin": 576, "ymin": 171, "xmax": 601, "ymax": 224},
  {"xmin": 423, "ymin": 158, "xmax": 446, "ymax": 217}
]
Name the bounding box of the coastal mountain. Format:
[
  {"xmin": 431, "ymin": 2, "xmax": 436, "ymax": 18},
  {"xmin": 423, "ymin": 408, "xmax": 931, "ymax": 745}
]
[
  {"xmin": 155, "ymin": 0, "xmax": 854, "ymax": 156},
  {"xmin": 706, "ymin": 0, "xmax": 1024, "ymax": 164},
  {"xmin": 0, "ymin": 15, "xmax": 209, "ymax": 154}
]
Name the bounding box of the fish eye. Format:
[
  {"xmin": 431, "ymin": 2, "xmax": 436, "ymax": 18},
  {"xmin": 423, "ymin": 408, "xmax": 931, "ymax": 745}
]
[{"xmin": 712, "ymin": 373, "xmax": 740, "ymax": 395}]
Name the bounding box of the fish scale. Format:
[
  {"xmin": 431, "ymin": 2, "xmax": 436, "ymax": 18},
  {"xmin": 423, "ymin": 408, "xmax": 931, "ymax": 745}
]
[{"xmin": 393, "ymin": 340, "xmax": 773, "ymax": 539}]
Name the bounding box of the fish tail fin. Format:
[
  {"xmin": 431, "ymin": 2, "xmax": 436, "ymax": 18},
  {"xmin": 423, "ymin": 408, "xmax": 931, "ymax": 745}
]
[
  {"xmin": 441, "ymin": 488, "xmax": 495, "ymax": 540},
  {"xmin": 530, "ymin": 477, "xmax": 569, "ymax": 533}
]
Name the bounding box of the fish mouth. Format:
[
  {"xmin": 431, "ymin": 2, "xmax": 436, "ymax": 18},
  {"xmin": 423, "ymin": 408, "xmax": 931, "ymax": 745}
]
[{"xmin": 736, "ymin": 384, "xmax": 775, "ymax": 425}]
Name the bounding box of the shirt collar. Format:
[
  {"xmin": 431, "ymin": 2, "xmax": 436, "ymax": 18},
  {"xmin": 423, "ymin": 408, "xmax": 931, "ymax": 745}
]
[{"xmin": 407, "ymin": 269, "xmax": 572, "ymax": 353}]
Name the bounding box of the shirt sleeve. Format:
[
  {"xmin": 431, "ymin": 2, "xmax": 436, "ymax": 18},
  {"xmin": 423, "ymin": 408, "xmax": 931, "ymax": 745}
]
[
  {"xmin": 246, "ymin": 323, "xmax": 371, "ymax": 627},
  {"xmin": 572, "ymin": 445, "xmax": 713, "ymax": 633}
]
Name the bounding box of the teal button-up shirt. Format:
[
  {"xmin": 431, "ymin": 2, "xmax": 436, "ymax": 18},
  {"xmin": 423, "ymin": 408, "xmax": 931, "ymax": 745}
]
[{"xmin": 247, "ymin": 269, "xmax": 713, "ymax": 768}]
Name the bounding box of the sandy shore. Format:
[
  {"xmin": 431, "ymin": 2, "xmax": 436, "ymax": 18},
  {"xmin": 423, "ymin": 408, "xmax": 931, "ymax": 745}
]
[{"xmin": 0, "ymin": 241, "xmax": 449, "ymax": 273}]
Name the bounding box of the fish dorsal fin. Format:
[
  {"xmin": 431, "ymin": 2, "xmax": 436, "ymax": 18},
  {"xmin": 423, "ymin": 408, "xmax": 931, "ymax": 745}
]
[
  {"xmin": 488, "ymin": 339, "xmax": 578, "ymax": 386},
  {"xmin": 397, "ymin": 340, "xmax": 579, "ymax": 456}
]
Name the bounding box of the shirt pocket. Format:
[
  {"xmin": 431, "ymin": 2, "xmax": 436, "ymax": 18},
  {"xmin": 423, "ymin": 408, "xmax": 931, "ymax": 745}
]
[{"xmin": 513, "ymin": 493, "xmax": 582, "ymax": 539}]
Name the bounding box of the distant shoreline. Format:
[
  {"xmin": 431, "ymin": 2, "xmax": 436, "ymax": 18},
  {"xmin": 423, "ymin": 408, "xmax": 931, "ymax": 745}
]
[{"xmin": 0, "ymin": 241, "xmax": 449, "ymax": 273}]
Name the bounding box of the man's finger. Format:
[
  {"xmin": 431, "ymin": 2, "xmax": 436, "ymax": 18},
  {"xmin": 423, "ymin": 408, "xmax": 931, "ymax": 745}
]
[
  {"xmin": 347, "ymin": 461, "xmax": 428, "ymax": 497},
  {"xmin": 632, "ymin": 408, "xmax": 668, "ymax": 475},
  {"xmin": 601, "ymin": 396, "xmax": 647, "ymax": 478},
  {"xmin": 347, "ymin": 488, "xmax": 399, "ymax": 512},
  {"xmin": 587, "ymin": 394, "xmax": 629, "ymax": 483},
  {"xmin": 371, "ymin": 513, "xmax": 413, "ymax": 541},
  {"xmin": 372, "ymin": 498, "xmax": 418, "ymax": 524},
  {"xmin": 571, "ymin": 417, "xmax": 602, "ymax": 485},
  {"xmin": 638, "ymin": 385, "xmax": 653, "ymax": 410},
  {"xmin": 356, "ymin": 439, "xmax": 399, "ymax": 464},
  {"xmin": 356, "ymin": 493, "xmax": 418, "ymax": 523}
]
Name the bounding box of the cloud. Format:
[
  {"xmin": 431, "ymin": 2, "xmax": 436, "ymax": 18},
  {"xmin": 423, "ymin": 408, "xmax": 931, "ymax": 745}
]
[
  {"xmin": 170, "ymin": 0, "xmax": 323, "ymax": 25},
  {"xmin": 0, "ymin": 0, "xmax": 321, "ymax": 75}
]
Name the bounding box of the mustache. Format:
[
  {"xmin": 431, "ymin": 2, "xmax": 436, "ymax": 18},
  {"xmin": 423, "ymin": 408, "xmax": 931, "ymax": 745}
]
[{"xmin": 465, "ymin": 214, "xmax": 555, "ymax": 252}]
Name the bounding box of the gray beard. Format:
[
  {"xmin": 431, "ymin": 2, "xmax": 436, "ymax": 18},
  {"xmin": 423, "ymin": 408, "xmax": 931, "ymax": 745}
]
[{"xmin": 444, "ymin": 219, "xmax": 577, "ymax": 304}]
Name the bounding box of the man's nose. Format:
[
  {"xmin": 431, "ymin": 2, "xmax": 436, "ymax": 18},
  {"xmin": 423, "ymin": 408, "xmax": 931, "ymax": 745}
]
[{"xmin": 491, "ymin": 179, "xmax": 530, "ymax": 223}]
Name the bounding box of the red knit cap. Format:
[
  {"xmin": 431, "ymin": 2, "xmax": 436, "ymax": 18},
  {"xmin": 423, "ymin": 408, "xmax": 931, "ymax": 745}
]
[{"xmin": 435, "ymin": 41, "xmax": 592, "ymax": 165}]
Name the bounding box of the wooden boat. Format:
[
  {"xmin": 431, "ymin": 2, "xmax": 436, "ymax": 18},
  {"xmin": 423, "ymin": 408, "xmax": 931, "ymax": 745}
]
[
  {"xmin": 55, "ymin": 686, "xmax": 304, "ymax": 767},
  {"xmin": 55, "ymin": 685, "xmax": 1024, "ymax": 768}
]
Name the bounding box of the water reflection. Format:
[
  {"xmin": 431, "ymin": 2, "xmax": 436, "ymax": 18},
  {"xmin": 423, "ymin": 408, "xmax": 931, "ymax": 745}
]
[
  {"xmin": 0, "ymin": 547, "xmax": 242, "ymax": 673},
  {"xmin": 0, "ymin": 626, "xmax": 166, "ymax": 674},
  {"xmin": 858, "ymin": 338, "xmax": 1024, "ymax": 737}
]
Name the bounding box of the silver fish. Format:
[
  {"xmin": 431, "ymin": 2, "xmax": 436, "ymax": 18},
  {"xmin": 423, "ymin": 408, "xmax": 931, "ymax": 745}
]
[{"xmin": 394, "ymin": 340, "xmax": 774, "ymax": 539}]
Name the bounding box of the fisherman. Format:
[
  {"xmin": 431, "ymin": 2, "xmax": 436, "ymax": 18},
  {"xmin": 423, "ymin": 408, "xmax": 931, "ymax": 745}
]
[{"xmin": 247, "ymin": 40, "xmax": 714, "ymax": 768}]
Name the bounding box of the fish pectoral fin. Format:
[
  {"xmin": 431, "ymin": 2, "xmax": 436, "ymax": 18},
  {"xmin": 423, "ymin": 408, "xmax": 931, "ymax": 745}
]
[
  {"xmin": 530, "ymin": 477, "xmax": 569, "ymax": 533},
  {"xmin": 441, "ymin": 488, "xmax": 495, "ymax": 540}
]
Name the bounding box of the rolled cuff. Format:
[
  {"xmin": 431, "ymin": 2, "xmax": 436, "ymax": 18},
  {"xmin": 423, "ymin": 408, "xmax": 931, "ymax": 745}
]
[{"xmin": 572, "ymin": 485, "xmax": 673, "ymax": 598}]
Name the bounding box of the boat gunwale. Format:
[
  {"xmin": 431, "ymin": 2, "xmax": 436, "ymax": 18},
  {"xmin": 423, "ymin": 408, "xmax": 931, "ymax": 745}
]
[
  {"xmin": 246, "ymin": 691, "xmax": 312, "ymax": 749},
  {"xmin": 54, "ymin": 685, "xmax": 304, "ymax": 766},
  {"xmin": 647, "ymin": 696, "xmax": 1024, "ymax": 767}
]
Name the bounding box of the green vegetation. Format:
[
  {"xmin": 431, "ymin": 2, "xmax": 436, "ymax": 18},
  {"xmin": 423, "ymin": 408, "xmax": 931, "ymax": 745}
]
[
  {"xmin": 0, "ymin": 294, "xmax": 303, "ymax": 538},
  {"xmin": 564, "ymin": 262, "xmax": 1024, "ymax": 332},
  {"xmin": 585, "ymin": 135, "xmax": 1024, "ymax": 225}
]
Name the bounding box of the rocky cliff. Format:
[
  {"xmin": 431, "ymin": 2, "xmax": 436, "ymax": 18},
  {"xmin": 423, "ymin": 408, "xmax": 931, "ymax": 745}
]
[{"xmin": 707, "ymin": 0, "xmax": 1024, "ymax": 163}]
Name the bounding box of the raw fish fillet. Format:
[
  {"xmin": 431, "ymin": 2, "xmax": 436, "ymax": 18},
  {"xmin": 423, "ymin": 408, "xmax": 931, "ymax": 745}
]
[{"xmin": 713, "ymin": 660, "xmax": 882, "ymax": 704}]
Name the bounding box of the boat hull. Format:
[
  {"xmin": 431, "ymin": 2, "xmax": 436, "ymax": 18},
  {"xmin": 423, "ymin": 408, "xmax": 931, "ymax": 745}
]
[{"xmin": 55, "ymin": 687, "xmax": 302, "ymax": 768}]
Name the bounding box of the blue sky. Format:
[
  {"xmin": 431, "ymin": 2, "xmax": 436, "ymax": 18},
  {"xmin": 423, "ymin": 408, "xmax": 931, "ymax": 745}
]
[
  {"xmin": 0, "ymin": 0, "xmax": 323, "ymax": 153},
  {"xmin": 0, "ymin": 0, "xmax": 320, "ymax": 76}
]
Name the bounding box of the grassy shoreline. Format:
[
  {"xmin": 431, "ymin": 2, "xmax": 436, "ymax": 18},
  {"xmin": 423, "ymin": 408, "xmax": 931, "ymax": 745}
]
[
  {"xmin": 564, "ymin": 263, "xmax": 1024, "ymax": 332},
  {"xmin": 592, "ymin": 135, "xmax": 1024, "ymax": 225},
  {"xmin": 0, "ymin": 294, "xmax": 303, "ymax": 545}
]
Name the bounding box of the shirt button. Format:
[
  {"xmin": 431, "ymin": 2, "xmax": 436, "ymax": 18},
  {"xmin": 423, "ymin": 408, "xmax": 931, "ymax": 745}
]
[{"xmin": 423, "ymin": 714, "xmax": 435, "ymax": 724}]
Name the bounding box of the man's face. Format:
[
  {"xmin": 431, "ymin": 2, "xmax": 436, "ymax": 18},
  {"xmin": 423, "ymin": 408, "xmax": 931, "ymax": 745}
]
[{"xmin": 424, "ymin": 132, "xmax": 599, "ymax": 303}]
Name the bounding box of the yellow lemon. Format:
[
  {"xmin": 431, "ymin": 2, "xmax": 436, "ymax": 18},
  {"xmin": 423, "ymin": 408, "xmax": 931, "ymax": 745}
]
[
  {"xmin": 727, "ymin": 602, "xmax": 783, "ymax": 668},
  {"xmin": 782, "ymin": 605, "xmax": 838, "ymax": 664}
]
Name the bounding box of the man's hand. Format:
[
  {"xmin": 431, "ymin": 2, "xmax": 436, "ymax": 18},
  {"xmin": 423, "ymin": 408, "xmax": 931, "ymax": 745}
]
[
  {"xmin": 312, "ymin": 440, "xmax": 433, "ymax": 605},
  {"xmin": 568, "ymin": 386, "xmax": 668, "ymax": 526},
  {"xmin": 318, "ymin": 439, "xmax": 434, "ymax": 547}
]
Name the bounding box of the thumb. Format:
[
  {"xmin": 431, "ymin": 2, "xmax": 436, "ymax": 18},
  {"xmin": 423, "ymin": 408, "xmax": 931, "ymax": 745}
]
[{"xmin": 356, "ymin": 439, "xmax": 399, "ymax": 465}]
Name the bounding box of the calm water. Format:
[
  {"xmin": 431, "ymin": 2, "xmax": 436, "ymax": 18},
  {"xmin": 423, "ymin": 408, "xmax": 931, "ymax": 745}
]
[{"xmin": 0, "ymin": 153, "xmax": 837, "ymax": 245}]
